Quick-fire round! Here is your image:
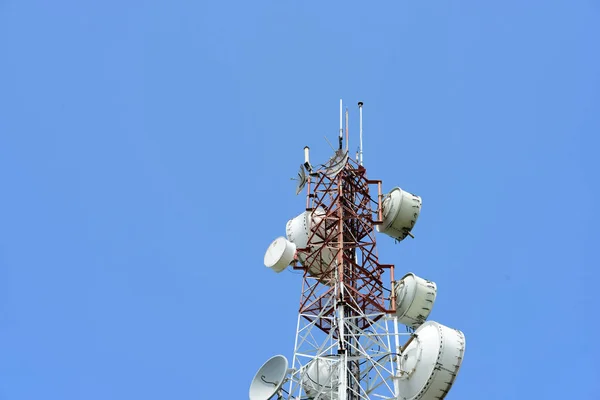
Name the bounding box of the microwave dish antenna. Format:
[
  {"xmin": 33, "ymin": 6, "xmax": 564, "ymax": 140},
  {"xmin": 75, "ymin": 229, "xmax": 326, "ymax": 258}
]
[
  {"xmin": 294, "ymin": 164, "xmax": 307, "ymax": 195},
  {"xmin": 322, "ymin": 149, "xmax": 348, "ymax": 178},
  {"xmin": 264, "ymin": 237, "xmax": 296, "ymax": 273},
  {"xmin": 397, "ymin": 321, "xmax": 466, "ymax": 400},
  {"xmin": 285, "ymin": 208, "xmax": 336, "ymax": 284},
  {"xmin": 302, "ymin": 356, "xmax": 340, "ymax": 400},
  {"xmin": 377, "ymin": 187, "xmax": 422, "ymax": 241},
  {"xmin": 249, "ymin": 355, "xmax": 289, "ymax": 400},
  {"xmin": 393, "ymin": 272, "xmax": 437, "ymax": 329}
]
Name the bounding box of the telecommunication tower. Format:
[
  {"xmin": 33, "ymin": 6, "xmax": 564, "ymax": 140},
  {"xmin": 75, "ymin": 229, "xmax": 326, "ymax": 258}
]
[{"xmin": 250, "ymin": 101, "xmax": 466, "ymax": 400}]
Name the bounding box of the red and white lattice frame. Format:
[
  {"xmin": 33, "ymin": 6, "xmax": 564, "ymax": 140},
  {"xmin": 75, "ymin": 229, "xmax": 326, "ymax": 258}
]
[{"xmin": 293, "ymin": 158, "xmax": 398, "ymax": 335}]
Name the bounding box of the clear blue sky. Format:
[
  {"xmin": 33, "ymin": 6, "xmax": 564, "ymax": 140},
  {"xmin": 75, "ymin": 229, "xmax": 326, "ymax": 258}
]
[{"xmin": 1, "ymin": 1, "xmax": 598, "ymax": 399}]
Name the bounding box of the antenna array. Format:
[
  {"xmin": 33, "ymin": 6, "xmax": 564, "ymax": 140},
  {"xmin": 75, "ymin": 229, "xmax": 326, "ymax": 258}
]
[{"xmin": 251, "ymin": 100, "xmax": 466, "ymax": 400}]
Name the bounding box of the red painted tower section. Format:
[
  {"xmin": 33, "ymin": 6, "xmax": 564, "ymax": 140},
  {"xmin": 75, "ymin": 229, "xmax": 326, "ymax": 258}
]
[{"xmin": 293, "ymin": 151, "xmax": 397, "ymax": 337}]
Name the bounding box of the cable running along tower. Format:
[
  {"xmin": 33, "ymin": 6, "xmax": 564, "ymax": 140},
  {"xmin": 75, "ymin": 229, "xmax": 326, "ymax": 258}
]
[{"xmin": 250, "ymin": 101, "xmax": 466, "ymax": 400}]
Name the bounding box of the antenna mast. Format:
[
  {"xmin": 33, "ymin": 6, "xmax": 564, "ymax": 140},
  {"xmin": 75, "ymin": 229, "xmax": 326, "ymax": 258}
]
[
  {"xmin": 358, "ymin": 101, "xmax": 364, "ymax": 166},
  {"xmin": 252, "ymin": 99, "xmax": 467, "ymax": 400},
  {"xmin": 345, "ymin": 107, "xmax": 349, "ymax": 151},
  {"xmin": 339, "ymin": 99, "xmax": 343, "ymax": 149}
]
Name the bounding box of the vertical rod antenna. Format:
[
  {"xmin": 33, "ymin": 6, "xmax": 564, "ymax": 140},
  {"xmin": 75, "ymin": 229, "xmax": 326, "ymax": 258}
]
[
  {"xmin": 358, "ymin": 101, "xmax": 364, "ymax": 165},
  {"xmin": 339, "ymin": 99, "xmax": 343, "ymax": 149},
  {"xmin": 345, "ymin": 107, "xmax": 349, "ymax": 151},
  {"xmin": 303, "ymin": 146, "xmax": 312, "ymax": 173}
]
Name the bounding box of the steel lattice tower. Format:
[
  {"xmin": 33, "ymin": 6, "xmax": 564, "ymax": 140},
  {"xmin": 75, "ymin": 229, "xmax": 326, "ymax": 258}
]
[
  {"xmin": 286, "ymin": 148, "xmax": 404, "ymax": 400},
  {"xmin": 251, "ymin": 100, "xmax": 466, "ymax": 400}
]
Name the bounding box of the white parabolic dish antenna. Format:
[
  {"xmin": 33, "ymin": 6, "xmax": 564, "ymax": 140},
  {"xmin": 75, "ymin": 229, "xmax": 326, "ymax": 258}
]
[
  {"xmin": 302, "ymin": 357, "xmax": 339, "ymax": 400},
  {"xmin": 376, "ymin": 187, "xmax": 422, "ymax": 241},
  {"xmin": 264, "ymin": 237, "xmax": 296, "ymax": 273},
  {"xmin": 249, "ymin": 355, "xmax": 289, "ymax": 400},
  {"xmin": 397, "ymin": 321, "xmax": 466, "ymax": 400},
  {"xmin": 286, "ymin": 208, "xmax": 336, "ymax": 282},
  {"xmin": 394, "ymin": 273, "xmax": 437, "ymax": 329}
]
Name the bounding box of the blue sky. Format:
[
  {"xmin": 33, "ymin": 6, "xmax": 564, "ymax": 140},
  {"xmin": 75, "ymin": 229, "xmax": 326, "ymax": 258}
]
[{"xmin": 1, "ymin": 1, "xmax": 598, "ymax": 399}]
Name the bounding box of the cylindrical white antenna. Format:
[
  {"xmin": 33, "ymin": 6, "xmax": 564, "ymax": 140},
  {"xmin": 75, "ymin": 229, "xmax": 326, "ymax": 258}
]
[
  {"xmin": 358, "ymin": 101, "xmax": 364, "ymax": 165},
  {"xmin": 345, "ymin": 107, "xmax": 349, "ymax": 151},
  {"xmin": 339, "ymin": 99, "xmax": 343, "ymax": 149},
  {"xmin": 303, "ymin": 146, "xmax": 313, "ymax": 173}
]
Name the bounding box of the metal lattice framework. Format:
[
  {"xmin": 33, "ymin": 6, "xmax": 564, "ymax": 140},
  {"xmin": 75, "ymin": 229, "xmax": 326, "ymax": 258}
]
[
  {"xmin": 285, "ymin": 153, "xmax": 406, "ymax": 400},
  {"xmin": 296, "ymin": 153, "xmax": 397, "ymax": 332},
  {"xmin": 251, "ymin": 102, "xmax": 466, "ymax": 400}
]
